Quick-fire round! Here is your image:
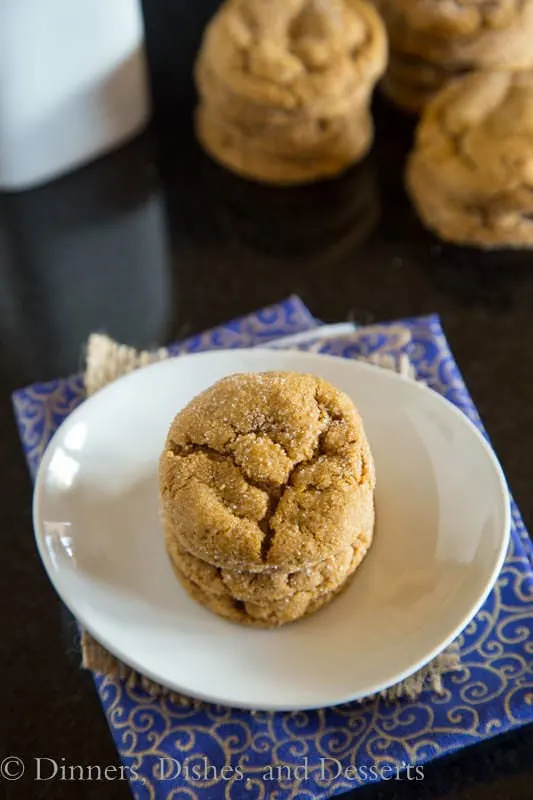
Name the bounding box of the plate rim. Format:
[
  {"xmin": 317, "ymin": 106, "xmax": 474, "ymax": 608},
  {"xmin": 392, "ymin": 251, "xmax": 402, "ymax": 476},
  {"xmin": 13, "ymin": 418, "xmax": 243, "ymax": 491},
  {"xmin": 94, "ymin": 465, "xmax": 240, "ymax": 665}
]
[{"xmin": 32, "ymin": 348, "xmax": 511, "ymax": 710}]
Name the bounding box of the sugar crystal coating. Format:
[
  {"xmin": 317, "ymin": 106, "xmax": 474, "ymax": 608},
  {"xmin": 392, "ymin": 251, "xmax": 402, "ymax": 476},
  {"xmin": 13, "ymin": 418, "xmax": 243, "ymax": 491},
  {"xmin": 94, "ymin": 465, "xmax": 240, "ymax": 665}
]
[{"xmin": 159, "ymin": 371, "xmax": 376, "ymax": 626}]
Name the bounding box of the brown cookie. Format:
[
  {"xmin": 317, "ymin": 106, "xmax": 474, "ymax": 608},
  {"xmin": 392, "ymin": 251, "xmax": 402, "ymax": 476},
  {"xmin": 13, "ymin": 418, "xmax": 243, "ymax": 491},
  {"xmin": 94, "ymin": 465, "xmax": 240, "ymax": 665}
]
[
  {"xmin": 193, "ymin": 1, "xmax": 386, "ymax": 184},
  {"xmin": 197, "ymin": 0, "xmax": 387, "ymax": 116},
  {"xmin": 380, "ymin": 51, "xmax": 465, "ymax": 113},
  {"xmin": 196, "ymin": 57, "xmax": 372, "ymax": 150},
  {"xmin": 407, "ymin": 153, "xmax": 533, "ymax": 249},
  {"xmin": 195, "ymin": 102, "xmax": 373, "ymax": 184},
  {"xmin": 165, "ymin": 531, "xmax": 372, "ymax": 602},
  {"xmin": 173, "ymin": 565, "xmax": 356, "ymax": 627},
  {"xmin": 373, "ymin": 0, "xmax": 533, "ymax": 69},
  {"xmin": 160, "ymin": 371, "xmax": 375, "ymax": 573},
  {"xmin": 406, "ymin": 70, "xmax": 533, "ymax": 248}
]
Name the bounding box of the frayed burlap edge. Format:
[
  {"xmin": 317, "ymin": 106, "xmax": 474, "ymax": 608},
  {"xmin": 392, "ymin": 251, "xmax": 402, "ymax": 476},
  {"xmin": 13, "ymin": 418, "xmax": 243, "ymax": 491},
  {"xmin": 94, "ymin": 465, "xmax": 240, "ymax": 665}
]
[{"xmin": 81, "ymin": 333, "xmax": 462, "ymax": 709}]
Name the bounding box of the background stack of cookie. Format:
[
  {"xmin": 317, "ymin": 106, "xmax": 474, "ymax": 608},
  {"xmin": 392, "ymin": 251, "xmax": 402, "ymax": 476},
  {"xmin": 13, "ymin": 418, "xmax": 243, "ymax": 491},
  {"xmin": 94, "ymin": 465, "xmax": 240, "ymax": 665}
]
[
  {"xmin": 407, "ymin": 70, "xmax": 533, "ymax": 249},
  {"xmin": 160, "ymin": 373, "xmax": 376, "ymax": 628},
  {"xmin": 193, "ymin": 0, "xmax": 533, "ymax": 250},
  {"xmin": 371, "ymin": 0, "xmax": 533, "ymax": 249},
  {"xmin": 372, "ymin": 0, "xmax": 533, "ymax": 114},
  {"xmin": 194, "ymin": 0, "xmax": 387, "ymax": 185}
]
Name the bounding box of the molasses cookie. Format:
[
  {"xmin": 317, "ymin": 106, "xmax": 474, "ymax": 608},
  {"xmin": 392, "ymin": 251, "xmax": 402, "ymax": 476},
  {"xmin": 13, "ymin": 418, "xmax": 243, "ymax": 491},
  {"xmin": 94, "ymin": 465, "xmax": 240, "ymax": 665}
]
[
  {"xmin": 406, "ymin": 70, "xmax": 533, "ymax": 248},
  {"xmin": 194, "ymin": 0, "xmax": 387, "ymax": 183},
  {"xmin": 373, "ymin": 0, "xmax": 533, "ymax": 111},
  {"xmin": 160, "ymin": 371, "xmax": 376, "ymax": 626}
]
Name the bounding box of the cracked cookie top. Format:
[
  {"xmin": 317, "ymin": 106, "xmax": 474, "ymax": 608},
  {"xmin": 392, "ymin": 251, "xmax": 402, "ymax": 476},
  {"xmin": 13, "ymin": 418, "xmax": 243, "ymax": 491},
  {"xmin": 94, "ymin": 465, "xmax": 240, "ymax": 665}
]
[
  {"xmin": 409, "ymin": 70, "xmax": 533, "ymax": 208},
  {"xmin": 159, "ymin": 372, "xmax": 375, "ymax": 571},
  {"xmin": 196, "ymin": 0, "xmax": 387, "ymax": 116}
]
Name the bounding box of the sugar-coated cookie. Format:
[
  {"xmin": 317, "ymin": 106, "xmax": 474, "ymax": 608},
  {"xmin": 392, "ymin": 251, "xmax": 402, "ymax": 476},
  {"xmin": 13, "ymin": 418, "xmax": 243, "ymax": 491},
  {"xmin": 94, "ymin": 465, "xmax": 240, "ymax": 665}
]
[{"xmin": 159, "ymin": 371, "xmax": 376, "ymax": 626}]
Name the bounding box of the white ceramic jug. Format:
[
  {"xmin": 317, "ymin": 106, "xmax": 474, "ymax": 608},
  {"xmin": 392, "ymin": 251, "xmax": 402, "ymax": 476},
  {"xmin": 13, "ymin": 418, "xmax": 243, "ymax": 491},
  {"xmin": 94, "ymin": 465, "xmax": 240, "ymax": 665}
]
[{"xmin": 0, "ymin": 0, "xmax": 150, "ymax": 191}]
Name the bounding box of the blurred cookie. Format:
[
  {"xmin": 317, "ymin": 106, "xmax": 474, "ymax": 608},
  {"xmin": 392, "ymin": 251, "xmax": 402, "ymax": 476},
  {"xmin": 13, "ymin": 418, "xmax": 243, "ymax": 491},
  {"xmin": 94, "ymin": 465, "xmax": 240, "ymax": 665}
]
[
  {"xmin": 406, "ymin": 70, "xmax": 533, "ymax": 248},
  {"xmin": 381, "ymin": 51, "xmax": 465, "ymax": 113},
  {"xmin": 194, "ymin": 0, "xmax": 387, "ymax": 183},
  {"xmin": 197, "ymin": 58, "xmax": 371, "ymax": 153},
  {"xmin": 373, "ymin": 0, "xmax": 533, "ymax": 69},
  {"xmin": 195, "ymin": 102, "xmax": 373, "ymax": 184},
  {"xmin": 198, "ymin": 0, "xmax": 387, "ymax": 114},
  {"xmin": 373, "ymin": 0, "xmax": 533, "ymax": 112}
]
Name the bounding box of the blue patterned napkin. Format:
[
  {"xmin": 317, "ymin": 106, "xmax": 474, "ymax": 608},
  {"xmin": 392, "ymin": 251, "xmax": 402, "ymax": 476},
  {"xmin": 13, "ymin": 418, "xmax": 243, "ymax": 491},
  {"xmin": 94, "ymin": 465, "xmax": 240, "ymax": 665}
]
[{"xmin": 12, "ymin": 296, "xmax": 533, "ymax": 799}]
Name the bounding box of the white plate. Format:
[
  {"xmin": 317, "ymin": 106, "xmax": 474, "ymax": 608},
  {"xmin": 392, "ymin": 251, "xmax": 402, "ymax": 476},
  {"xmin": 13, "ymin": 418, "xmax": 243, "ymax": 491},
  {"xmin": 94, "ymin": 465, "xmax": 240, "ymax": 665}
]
[{"xmin": 33, "ymin": 349, "xmax": 510, "ymax": 710}]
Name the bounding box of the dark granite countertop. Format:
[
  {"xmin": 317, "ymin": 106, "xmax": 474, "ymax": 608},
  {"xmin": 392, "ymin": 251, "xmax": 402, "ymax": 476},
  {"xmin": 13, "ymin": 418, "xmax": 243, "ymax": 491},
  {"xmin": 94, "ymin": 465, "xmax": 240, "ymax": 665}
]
[{"xmin": 1, "ymin": 1, "xmax": 533, "ymax": 798}]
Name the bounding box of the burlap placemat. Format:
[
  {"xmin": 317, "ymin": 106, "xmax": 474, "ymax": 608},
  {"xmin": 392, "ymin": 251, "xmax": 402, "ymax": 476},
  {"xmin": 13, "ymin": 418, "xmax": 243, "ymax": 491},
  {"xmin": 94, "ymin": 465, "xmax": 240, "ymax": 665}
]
[{"xmin": 80, "ymin": 333, "xmax": 461, "ymax": 708}]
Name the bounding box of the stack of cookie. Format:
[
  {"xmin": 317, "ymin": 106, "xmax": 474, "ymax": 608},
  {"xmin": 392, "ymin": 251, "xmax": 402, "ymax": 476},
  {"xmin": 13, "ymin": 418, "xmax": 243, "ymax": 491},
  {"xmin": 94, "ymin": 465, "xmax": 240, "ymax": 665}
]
[
  {"xmin": 159, "ymin": 372, "xmax": 376, "ymax": 627},
  {"xmin": 194, "ymin": 0, "xmax": 387, "ymax": 185},
  {"xmin": 406, "ymin": 70, "xmax": 533, "ymax": 249},
  {"xmin": 372, "ymin": 0, "xmax": 533, "ymax": 113}
]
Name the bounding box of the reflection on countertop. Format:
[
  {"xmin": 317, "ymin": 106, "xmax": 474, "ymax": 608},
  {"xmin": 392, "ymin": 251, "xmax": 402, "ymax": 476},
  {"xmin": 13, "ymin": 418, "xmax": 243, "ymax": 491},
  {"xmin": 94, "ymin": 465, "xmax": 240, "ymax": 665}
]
[{"xmin": 0, "ymin": 133, "xmax": 173, "ymax": 381}]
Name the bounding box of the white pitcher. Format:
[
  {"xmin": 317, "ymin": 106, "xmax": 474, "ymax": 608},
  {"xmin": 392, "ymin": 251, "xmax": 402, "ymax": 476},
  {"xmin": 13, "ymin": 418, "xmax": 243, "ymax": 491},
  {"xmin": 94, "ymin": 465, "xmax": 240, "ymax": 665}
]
[{"xmin": 0, "ymin": 0, "xmax": 150, "ymax": 191}]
